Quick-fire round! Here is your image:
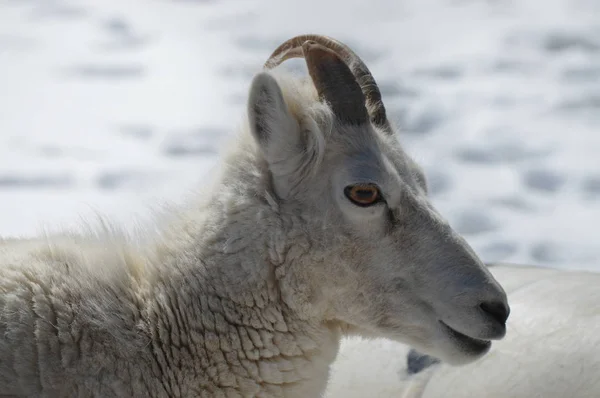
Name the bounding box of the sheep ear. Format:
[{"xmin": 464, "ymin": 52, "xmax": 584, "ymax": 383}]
[{"xmin": 248, "ymin": 72, "xmax": 304, "ymax": 198}]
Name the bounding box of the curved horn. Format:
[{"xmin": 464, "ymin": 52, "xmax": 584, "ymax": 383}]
[
  {"xmin": 301, "ymin": 41, "xmax": 368, "ymax": 125},
  {"xmin": 264, "ymin": 34, "xmax": 391, "ymax": 133}
]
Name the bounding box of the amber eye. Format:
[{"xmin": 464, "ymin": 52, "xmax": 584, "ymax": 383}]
[{"xmin": 344, "ymin": 184, "xmax": 382, "ymax": 207}]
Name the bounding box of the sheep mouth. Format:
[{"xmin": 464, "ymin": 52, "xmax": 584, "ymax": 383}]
[{"xmin": 439, "ymin": 321, "xmax": 491, "ymax": 354}]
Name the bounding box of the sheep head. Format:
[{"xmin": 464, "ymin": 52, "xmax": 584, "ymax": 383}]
[{"xmin": 245, "ymin": 34, "xmax": 509, "ymax": 366}]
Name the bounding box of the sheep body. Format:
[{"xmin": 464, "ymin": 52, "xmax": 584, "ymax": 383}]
[{"xmin": 0, "ymin": 194, "xmax": 339, "ymax": 397}]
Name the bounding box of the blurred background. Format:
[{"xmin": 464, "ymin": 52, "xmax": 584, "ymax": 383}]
[{"xmin": 0, "ymin": 0, "xmax": 599, "ymax": 270}]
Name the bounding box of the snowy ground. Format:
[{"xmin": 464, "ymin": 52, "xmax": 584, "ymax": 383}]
[{"xmin": 0, "ymin": 0, "xmax": 599, "ymax": 271}]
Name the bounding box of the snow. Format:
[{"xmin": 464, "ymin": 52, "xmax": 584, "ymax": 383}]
[{"xmin": 0, "ymin": 0, "xmax": 599, "ymax": 270}]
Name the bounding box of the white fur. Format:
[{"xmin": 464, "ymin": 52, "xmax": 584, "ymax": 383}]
[{"xmin": 326, "ymin": 264, "xmax": 600, "ymax": 398}]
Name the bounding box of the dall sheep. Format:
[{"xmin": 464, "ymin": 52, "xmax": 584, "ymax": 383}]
[{"xmin": 0, "ymin": 35, "xmax": 509, "ymax": 397}]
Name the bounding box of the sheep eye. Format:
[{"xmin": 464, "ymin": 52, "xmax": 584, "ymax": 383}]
[{"xmin": 344, "ymin": 184, "xmax": 382, "ymax": 207}]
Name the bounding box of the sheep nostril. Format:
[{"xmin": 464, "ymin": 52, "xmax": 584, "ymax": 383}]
[{"xmin": 480, "ymin": 301, "xmax": 510, "ymax": 325}]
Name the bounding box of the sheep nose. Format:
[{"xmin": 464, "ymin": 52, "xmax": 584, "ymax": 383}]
[{"xmin": 480, "ymin": 300, "xmax": 510, "ymax": 325}]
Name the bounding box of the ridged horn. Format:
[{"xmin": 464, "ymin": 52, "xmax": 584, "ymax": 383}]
[{"xmin": 264, "ymin": 34, "xmax": 391, "ymax": 132}]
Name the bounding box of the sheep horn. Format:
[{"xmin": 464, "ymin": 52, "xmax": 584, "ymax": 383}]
[
  {"xmin": 264, "ymin": 34, "xmax": 391, "ymax": 132},
  {"xmin": 300, "ymin": 41, "xmax": 368, "ymax": 125}
]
